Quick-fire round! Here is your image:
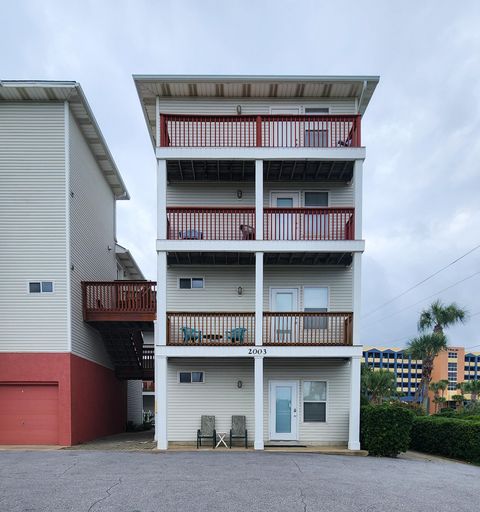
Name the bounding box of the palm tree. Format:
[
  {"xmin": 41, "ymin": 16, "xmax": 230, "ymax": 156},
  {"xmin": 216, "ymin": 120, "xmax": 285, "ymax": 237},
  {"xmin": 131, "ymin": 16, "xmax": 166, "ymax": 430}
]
[
  {"xmin": 462, "ymin": 380, "xmax": 480, "ymax": 403},
  {"xmin": 429, "ymin": 379, "xmax": 448, "ymax": 413},
  {"xmin": 361, "ymin": 366, "xmax": 398, "ymax": 405},
  {"xmin": 406, "ymin": 332, "xmax": 448, "ymax": 407},
  {"xmin": 418, "ymin": 299, "xmax": 467, "ymax": 334}
]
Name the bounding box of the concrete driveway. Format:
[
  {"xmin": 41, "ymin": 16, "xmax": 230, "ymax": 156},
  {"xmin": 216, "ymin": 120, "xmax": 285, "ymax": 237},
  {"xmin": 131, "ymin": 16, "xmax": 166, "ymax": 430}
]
[{"xmin": 0, "ymin": 450, "xmax": 478, "ymax": 512}]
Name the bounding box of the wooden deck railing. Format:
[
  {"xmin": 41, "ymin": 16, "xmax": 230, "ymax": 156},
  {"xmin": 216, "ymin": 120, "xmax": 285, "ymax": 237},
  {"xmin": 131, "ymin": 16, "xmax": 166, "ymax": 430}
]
[
  {"xmin": 159, "ymin": 114, "xmax": 361, "ymax": 148},
  {"xmin": 142, "ymin": 346, "xmax": 154, "ymax": 371},
  {"xmin": 263, "ymin": 312, "xmax": 353, "ymax": 345},
  {"xmin": 167, "ymin": 312, "xmax": 255, "ymax": 346},
  {"xmin": 142, "ymin": 380, "xmax": 155, "ymax": 392},
  {"xmin": 82, "ymin": 281, "xmax": 157, "ymax": 321},
  {"xmin": 264, "ymin": 207, "xmax": 354, "ymax": 241},
  {"xmin": 167, "ymin": 207, "xmax": 256, "ymax": 240}
]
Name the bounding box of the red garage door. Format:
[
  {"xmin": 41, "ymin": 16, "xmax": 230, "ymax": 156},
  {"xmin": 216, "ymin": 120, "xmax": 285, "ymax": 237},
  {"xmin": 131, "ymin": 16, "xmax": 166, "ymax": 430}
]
[{"xmin": 0, "ymin": 384, "xmax": 59, "ymax": 445}]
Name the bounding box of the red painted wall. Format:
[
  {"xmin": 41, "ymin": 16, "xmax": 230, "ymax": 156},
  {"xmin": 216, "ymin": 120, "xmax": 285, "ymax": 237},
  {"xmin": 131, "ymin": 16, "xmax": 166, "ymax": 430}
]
[
  {"xmin": 0, "ymin": 353, "xmax": 126, "ymax": 445},
  {"xmin": 70, "ymin": 354, "xmax": 126, "ymax": 444}
]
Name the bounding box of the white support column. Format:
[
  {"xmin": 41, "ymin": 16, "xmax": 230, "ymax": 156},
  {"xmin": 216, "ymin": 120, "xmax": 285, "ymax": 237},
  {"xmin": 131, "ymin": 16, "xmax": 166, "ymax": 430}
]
[
  {"xmin": 352, "ymin": 252, "xmax": 362, "ymax": 346},
  {"xmin": 157, "ymin": 159, "xmax": 167, "ymax": 240},
  {"xmin": 156, "ymin": 251, "xmax": 167, "ymax": 346},
  {"xmin": 353, "ymin": 159, "xmax": 363, "ymax": 240},
  {"xmin": 155, "ymin": 355, "xmax": 168, "ymax": 450},
  {"xmin": 255, "ymin": 160, "xmax": 263, "ymax": 240},
  {"xmin": 255, "ymin": 252, "xmax": 264, "ymax": 346},
  {"xmin": 254, "ymin": 356, "xmax": 264, "ymax": 450},
  {"xmin": 348, "ymin": 355, "xmax": 361, "ymax": 450}
]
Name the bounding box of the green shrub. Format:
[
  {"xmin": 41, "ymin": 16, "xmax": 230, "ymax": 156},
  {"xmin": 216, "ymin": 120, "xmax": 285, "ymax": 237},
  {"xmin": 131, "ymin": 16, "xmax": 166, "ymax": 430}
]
[
  {"xmin": 411, "ymin": 416, "xmax": 480, "ymax": 463},
  {"xmin": 361, "ymin": 404, "xmax": 415, "ymax": 457}
]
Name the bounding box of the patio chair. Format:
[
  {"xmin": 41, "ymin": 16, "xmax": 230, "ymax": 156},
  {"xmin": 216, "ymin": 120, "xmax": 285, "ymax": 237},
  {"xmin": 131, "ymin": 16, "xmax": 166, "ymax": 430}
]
[
  {"xmin": 230, "ymin": 415, "xmax": 248, "ymax": 448},
  {"xmin": 225, "ymin": 327, "xmax": 247, "ymax": 344},
  {"xmin": 239, "ymin": 224, "xmax": 255, "ymax": 240},
  {"xmin": 197, "ymin": 415, "xmax": 216, "ymax": 449},
  {"xmin": 182, "ymin": 327, "xmax": 203, "ymax": 344}
]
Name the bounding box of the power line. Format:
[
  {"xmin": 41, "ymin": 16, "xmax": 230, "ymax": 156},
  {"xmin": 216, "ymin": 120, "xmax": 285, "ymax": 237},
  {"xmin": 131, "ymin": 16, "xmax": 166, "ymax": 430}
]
[
  {"xmin": 362, "ymin": 242, "xmax": 480, "ymax": 319},
  {"xmin": 363, "ymin": 269, "xmax": 480, "ymax": 328}
]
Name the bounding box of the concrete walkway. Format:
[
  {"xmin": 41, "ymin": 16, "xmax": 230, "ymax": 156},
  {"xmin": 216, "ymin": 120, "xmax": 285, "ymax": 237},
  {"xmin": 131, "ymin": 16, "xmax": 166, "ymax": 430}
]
[{"xmin": 0, "ymin": 449, "xmax": 478, "ymax": 511}]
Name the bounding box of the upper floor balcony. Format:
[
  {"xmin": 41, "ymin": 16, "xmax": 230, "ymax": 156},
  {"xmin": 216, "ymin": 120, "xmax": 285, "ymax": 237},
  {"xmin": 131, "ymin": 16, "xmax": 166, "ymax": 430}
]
[
  {"xmin": 167, "ymin": 206, "xmax": 355, "ymax": 241},
  {"xmin": 159, "ymin": 114, "xmax": 361, "ymax": 149}
]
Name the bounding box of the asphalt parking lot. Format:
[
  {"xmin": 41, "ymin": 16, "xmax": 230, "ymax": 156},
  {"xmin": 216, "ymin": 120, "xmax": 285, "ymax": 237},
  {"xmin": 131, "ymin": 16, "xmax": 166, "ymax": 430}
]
[{"xmin": 0, "ymin": 450, "xmax": 478, "ymax": 511}]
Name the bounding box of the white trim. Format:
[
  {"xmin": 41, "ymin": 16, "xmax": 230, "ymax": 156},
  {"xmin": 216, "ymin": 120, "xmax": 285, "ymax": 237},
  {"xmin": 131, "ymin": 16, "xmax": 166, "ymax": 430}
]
[
  {"xmin": 177, "ymin": 276, "xmax": 205, "ymax": 290},
  {"xmin": 156, "ymin": 344, "xmax": 363, "ymax": 358},
  {"xmin": 269, "ymin": 106, "xmax": 301, "ymax": 114},
  {"xmin": 27, "ymin": 280, "xmax": 56, "ymax": 294},
  {"xmin": 155, "ymin": 95, "xmax": 160, "ymax": 147},
  {"xmin": 64, "ymin": 101, "xmax": 72, "ymax": 352},
  {"xmin": 156, "ymin": 147, "xmax": 367, "ymax": 161},
  {"xmin": 269, "ymin": 380, "xmax": 299, "ymax": 441},
  {"xmin": 255, "ymin": 252, "xmax": 264, "ymax": 346},
  {"xmin": 255, "ymin": 160, "xmax": 263, "ymax": 241},
  {"xmin": 352, "ymin": 253, "xmax": 362, "ymax": 345},
  {"xmin": 254, "ymin": 356, "xmax": 264, "ymax": 449},
  {"xmin": 301, "ymin": 379, "xmax": 328, "ymax": 424},
  {"xmin": 353, "ymin": 159, "xmax": 363, "ymax": 239},
  {"xmin": 177, "ymin": 370, "xmax": 205, "ymax": 383},
  {"xmin": 157, "ymin": 159, "xmax": 167, "ymax": 240},
  {"xmin": 156, "ymin": 252, "xmax": 167, "ymax": 346},
  {"xmin": 157, "ymin": 239, "xmax": 365, "ymax": 253},
  {"xmin": 348, "ymin": 356, "xmax": 361, "ymax": 450},
  {"xmin": 156, "ymin": 356, "xmax": 168, "ymax": 449}
]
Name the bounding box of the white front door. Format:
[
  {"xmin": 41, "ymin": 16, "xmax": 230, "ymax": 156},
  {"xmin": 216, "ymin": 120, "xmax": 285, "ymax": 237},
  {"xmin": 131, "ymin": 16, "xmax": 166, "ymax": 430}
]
[
  {"xmin": 270, "ymin": 192, "xmax": 300, "ymax": 240},
  {"xmin": 270, "ymin": 288, "xmax": 298, "ymax": 343},
  {"xmin": 269, "ymin": 380, "xmax": 299, "ymax": 441}
]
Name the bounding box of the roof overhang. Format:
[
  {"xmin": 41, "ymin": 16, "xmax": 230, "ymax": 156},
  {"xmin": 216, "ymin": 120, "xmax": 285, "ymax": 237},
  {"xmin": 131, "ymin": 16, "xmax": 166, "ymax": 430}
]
[
  {"xmin": 133, "ymin": 74, "xmax": 379, "ymax": 146},
  {"xmin": 115, "ymin": 244, "xmax": 145, "ymax": 280},
  {"xmin": 0, "ymin": 80, "xmax": 129, "ymax": 200}
]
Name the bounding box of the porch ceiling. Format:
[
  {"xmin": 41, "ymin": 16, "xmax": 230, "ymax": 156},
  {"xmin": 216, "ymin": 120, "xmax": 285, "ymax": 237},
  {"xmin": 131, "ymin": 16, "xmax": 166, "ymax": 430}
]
[
  {"xmin": 166, "ymin": 160, "xmax": 353, "ymax": 182},
  {"xmin": 167, "ymin": 252, "xmax": 352, "ymax": 266}
]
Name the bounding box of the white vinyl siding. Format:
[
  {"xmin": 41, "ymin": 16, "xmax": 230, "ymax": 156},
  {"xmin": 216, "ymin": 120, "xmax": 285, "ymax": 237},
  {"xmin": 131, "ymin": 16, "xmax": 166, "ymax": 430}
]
[
  {"xmin": 69, "ymin": 112, "xmax": 117, "ymax": 367},
  {"xmin": 0, "ymin": 102, "xmax": 68, "ymax": 352},
  {"xmin": 166, "ymin": 182, "xmax": 353, "ymax": 207},
  {"xmin": 263, "ymin": 359, "xmax": 350, "ymax": 445},
  {"xmin": 167, "ymin": 358, "xmax": 255, "ymax": 442},
  {"xmin": 166, "ymin": 266, "xmax": 352, "ymax": 312},
  {"xmin": 158, "ymin": 98, "xmax": 356, "ymax": 117},
  {"xmin": 166, "ymin": 358, "xmax": 350, "ymax": 445}
]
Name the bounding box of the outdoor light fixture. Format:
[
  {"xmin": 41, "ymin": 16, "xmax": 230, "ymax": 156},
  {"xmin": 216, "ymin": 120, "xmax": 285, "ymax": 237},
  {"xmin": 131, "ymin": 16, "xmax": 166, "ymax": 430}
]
[
  {"xmin": 237, "ymin": 380, "xmax": 243, "ymax": 389},
  {"xmin": 237, "ymin": 286, "xmax": 243, "ymax": 295},
  {"xmin": 236, "ymin": 104, "xmax": 242, "ymax": 115},
  {"xmin": 237, "ymin": 190, "xmax": 243, "ymax": 199}
]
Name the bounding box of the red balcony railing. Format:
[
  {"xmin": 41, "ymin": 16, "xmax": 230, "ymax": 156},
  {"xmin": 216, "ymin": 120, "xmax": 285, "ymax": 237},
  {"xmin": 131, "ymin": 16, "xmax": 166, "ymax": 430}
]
[
  {"xmin": 82, "ymin": 281, "xmax": 157, "ymax": 321},
  {"xmin": 264, "ymin": 207, "xmax": 354, "ymax": 241},
  {"xmin": 159, "ymin": 114, "xmax": 361, "ymax": 148},
  {"xmin": 263, "ymin": 312, "xmax": 353, "ymax": 346},
  {"xmin": 167, "ymin": 312, "xmax": 255, "ymax": 346},
  {"xmin": 143, "ymin": 380, "xmax": 155, "ymax": 392},
  {"xmin": 167, "ymin": 207, "xmax": 256, "ymax": 240}
]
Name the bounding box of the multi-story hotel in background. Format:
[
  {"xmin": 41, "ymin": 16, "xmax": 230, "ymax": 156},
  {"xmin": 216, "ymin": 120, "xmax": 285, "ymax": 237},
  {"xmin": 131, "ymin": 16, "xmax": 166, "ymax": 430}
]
[{"xmin": 363, "ymin": 345, "xmax": 480, "ymax": 412}]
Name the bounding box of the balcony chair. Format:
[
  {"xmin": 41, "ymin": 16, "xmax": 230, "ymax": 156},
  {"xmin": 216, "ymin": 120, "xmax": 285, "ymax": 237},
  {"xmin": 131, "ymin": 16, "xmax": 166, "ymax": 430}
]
[
  {"xmin": 182, "ymin": 327, "xmax": 203, "ymax": 344},
  {"xmin": 239, "ymin": 224, "xmax": 255, "ymax": 240},
  {"xmin": 230, "ymin": 415, "xmax": 248, "ymax": 448},
  {"xmin": 197, "ymin": 415, "xmax": 216, "ymax": 449},
  {"xmin": 225, "ymin": 327, "xmax": 247, "ymax": 344}
]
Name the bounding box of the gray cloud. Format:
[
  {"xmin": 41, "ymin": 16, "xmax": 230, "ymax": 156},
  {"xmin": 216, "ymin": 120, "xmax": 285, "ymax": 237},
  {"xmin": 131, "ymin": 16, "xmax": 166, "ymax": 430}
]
[{"xmin": 2, "ymin": 0, "xmax": 479, "ymax": 348}]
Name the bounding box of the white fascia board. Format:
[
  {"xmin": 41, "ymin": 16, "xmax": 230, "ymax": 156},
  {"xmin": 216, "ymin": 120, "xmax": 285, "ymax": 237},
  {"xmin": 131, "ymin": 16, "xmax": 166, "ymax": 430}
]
[
  {"xmin": 155, "ymin": 147, "xmax": 366, "ymax": 161},
  {"xmin": 156, "ymin": 345, "xmax": 363, "ymax": 358},
  {"xmin": 157, "ymin": 239, "xmax": 365, "ymax": 253}
]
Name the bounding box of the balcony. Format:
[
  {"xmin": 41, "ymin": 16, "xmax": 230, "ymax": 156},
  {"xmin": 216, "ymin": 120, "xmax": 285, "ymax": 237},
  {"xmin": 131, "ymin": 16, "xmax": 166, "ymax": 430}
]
[
  {"xmin": 166, "ymin": 207, "xmax": 354, "ymax": 241},
  {"xmin": 82, "ymin": 281, "xmax": 157, "ymax": 322},
  {"xmin": 166, "ymin": 312, "xmax": 352, "ymax": 346},
  {"xmin": 159, "ymin": 114, "xmax": 361, "ymax": 148}
]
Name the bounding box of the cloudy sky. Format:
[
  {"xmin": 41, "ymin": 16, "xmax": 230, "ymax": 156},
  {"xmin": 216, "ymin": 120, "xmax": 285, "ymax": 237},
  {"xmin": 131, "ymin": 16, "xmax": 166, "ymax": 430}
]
[{"xmin": 2, "ymin": 0, "xmax": 480, "ymax": 349}]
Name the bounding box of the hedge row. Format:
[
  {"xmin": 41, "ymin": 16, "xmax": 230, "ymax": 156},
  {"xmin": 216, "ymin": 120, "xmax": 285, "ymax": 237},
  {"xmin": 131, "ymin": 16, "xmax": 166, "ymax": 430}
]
[
  {"xmin": 410, "ymin": 416, "xmax": 480, "ymax": 464},
  {"xmin": 361, "ymin": 404, "xmax": 414, "ymax": 457}
]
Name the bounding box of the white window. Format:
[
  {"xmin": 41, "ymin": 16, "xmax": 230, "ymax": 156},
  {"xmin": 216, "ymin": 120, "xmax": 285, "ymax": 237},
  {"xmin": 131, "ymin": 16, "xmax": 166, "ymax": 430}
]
[
  {"xmin": 304, "ymin": 287, "xmax": 328, "ymax": 329},
  {"xmin": 304, "ymin": 191, "xmax": 328, "ymax": 207},
  {"xmin": 305, "ymin": 107, "xmax": 329, "ymax": 114},
  {"xmin": 29, "ymin": 281, "xmax": 54, "ymax": 294},
  {"xmin": 303, "ymin": 381, "xmax": 327, "ymax": 422},
  {"xmin": 178, "ymin": 371, "xmax": 204, "ymax": 383},
  {"xmin": 179, "ymin": 278, "xmax": 204, "ymax": 290}
]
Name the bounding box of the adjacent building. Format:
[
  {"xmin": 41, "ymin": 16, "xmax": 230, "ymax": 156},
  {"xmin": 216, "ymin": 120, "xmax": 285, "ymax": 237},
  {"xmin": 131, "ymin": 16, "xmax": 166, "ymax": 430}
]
[
  {"xmin": 363, "ymin": 345, "xmax": 480, "ymax": 411},
  {"xmin": 0, "ymin": 81, "xmax": 153, "ymax": 445},
  {"xmin": 134, "ymin": 74, "xmax": 379, "ymax": 449}
]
